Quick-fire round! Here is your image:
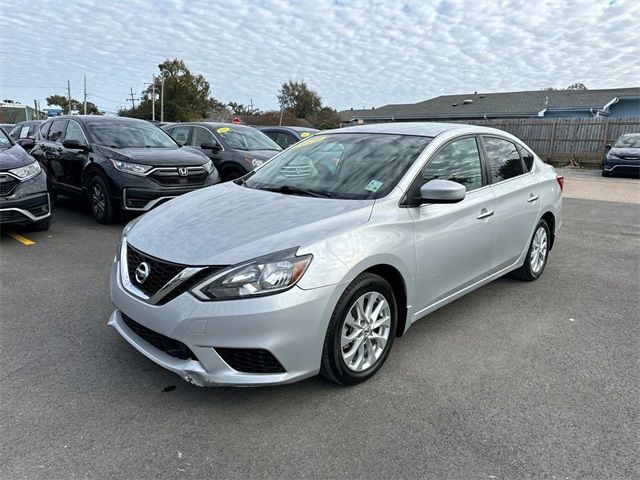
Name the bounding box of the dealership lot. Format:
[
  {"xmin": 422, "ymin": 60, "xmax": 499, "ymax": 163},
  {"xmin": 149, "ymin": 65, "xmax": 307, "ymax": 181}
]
[{"xmin": 1, "ymin": 176, "xmax": 639, "ymax": 479}]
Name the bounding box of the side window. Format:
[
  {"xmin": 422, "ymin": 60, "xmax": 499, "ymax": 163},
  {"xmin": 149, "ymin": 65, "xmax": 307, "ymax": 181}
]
[
  {"xmin": 517, "ymin": 145, "xmax": 534, "ymax": 171},
  {"xmin": 64, "ymin": 121, "xmax": 87, "ymax": 145},
  {"xmin": 276, "ymin": 132, "xmax": 297, "ymax": 149},
  {"xmin": 421, "ymin": 137, "xmax": 483, "ymax": 192},
  {"xmin": 9, "ymin": 124, "xmax": 21, "ymax": 140},
  {"xmin": 192, "ymin": 127, "xmax": 214, "ymax": 148},
  {"xmin": 483, "ymin": 137, "xmax": 525, "ymax": 182},
  {"xmin": 171, "ymin": 126, "xmax": 190, "ymax": 144},
  {"xmin": 39, "ymin": 122, "xmax": 51, "ymax": 139},
  {"xmin": 48, "ymin": 120, "xmax": 67, "ymax": 143}
]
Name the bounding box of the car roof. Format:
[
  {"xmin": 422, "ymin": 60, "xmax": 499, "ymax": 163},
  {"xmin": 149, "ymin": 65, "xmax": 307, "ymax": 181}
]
[
  {"xmin": 46, "ymin": 115, "xmax": 147, "ymax": 123},
  {"xmin": 323, "ymin": 122, "xmax": 509, "ymax": 137},
  {"xmin": 170, "ymin": 122, "xmax": 255, "ymax": 129},
  {"xmin": 256, "ymin": 126, "xmax": 319, "ymax": 132}
]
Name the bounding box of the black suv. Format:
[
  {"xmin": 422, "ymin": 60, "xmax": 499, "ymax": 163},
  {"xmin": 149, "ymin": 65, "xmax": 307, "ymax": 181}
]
[
  {"xmin": 163, "ymin": 123, "xmax": 281, "ymax": 181},
  {"xmin": 0, "ymin": 127, "xmax": 51, "ymax": 230},
  {"xmin": 26, "ymin": 116, "xmax": 219, "ymax": 223}
]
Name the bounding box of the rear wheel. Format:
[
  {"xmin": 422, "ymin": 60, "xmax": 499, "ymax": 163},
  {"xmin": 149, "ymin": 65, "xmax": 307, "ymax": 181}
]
[
  {"xmin": 320, "ymin": 273, "xmax": 397, "ymax": 385},
  {"xmin": 511, "ymin": 219, "xmax": 550, "ymax": 281},
  {"xmin": 86, "ymin": 175, "xmax": 118, "ymax": 224}
]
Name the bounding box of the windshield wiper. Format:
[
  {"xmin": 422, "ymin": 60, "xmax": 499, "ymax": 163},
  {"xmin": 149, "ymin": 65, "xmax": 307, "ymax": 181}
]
[{"xmin": 260, "ymin": 185, "xmax": 332, "ymax": 198}]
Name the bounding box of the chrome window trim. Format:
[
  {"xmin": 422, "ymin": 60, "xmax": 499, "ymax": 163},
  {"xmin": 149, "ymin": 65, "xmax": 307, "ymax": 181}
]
[
  {"xmin": 0, "ymin": 194, "xmax": 51, "ymax": 221},
  {"xmin": 119, "ymin": 239, "xmax": 206, "ymax": 305}
]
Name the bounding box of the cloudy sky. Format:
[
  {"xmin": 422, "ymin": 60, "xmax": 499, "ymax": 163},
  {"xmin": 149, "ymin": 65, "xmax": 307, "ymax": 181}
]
[{"xmin": 1, "ymin": 0, "xmax": 638, "ymax": 114}]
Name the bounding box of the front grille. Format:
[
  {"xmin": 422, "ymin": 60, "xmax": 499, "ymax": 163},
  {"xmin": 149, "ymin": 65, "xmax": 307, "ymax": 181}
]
[
  {"xmin": 126, "ymin": 244, "xmax": 186, "ymax": 297},
  {"xmin": 121, "ymin": 313, "xmax": 196, "ymax": 361},
  {"xmin": 0, "ymin": 175, "xmax": 19, "ymax": 196},
  {"xmin": 148, "ymin": 167, "xmax": 208, "ymax": 186},
  {"xmin": 215, "ymin": 348, "xmax": 286, "ymax": 374},
  {"xmin": 279, "ymin": 164, "xmax": 313, "ymax": 178}
]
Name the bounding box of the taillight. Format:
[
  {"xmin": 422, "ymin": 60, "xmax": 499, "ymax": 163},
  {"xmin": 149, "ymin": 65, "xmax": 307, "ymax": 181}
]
[{"xmin": 556, "ymin": 175, "xmax": 564, "ymax": 192}]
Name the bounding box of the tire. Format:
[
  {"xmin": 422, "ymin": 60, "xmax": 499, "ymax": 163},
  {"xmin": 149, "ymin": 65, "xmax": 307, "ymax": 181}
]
[
  {"xmin": 30, "ymin": 216, "xmax": 51, "ymax": 231},
  {"xmin": 86, "ymin": 175, "xmax": 118, "ymax": 224},
  {"xmin": 601, "ymin": 167, "xmax": 611, "ymax": 177},
  {"xmin": 511, "ymin": 219, "xmax": 550, "ymax": 281},
  {"xmin": 320, "ymin": 273, "xmax": 397, "ymax": 385},
  {"xmin": 221, "ymin": 168, "xmax": 244, "ymax": 182}
]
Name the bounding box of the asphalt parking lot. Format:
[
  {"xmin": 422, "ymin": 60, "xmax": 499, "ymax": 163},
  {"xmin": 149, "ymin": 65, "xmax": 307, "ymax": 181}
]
[{"xmin": 1, "ymin": 175, "xmax": 639, "ymax": 479}]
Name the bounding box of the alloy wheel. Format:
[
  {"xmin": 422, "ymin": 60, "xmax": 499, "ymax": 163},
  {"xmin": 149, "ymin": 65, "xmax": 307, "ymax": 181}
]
[
  {"xmin": 530, "ymin": 226, "xmax": 548, "ymax": 274},
  {"xmin": 341, "ymin": 291, "xmax": 391, "ymax": 372},
  {"xmin": 91, "ymin": 183, "xmax": 106, "ymax": 218}
]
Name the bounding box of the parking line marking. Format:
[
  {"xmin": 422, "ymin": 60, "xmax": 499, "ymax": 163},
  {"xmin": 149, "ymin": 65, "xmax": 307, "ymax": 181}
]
[{"xmin": 7, "ymin": 232, "xmax": 35, "ymax": 246}]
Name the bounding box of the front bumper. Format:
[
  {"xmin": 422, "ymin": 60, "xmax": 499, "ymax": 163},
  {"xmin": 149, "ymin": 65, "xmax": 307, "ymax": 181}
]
[
  {"xmin": 0, "ymin": 170, "xmax": 51, "ymax": 225},
  {"xmin": 109, "ymin": 260, "xmax": 341, "ymax": 386},
  {"xmin": 603, "ymin": 157, "xmax": 640, "ymax": 176}
]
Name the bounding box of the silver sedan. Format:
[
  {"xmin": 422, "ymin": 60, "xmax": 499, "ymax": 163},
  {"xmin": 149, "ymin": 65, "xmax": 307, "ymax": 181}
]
[{"xmin": 108, "ymin": 122, "xmax": 563, "ymax": 386}]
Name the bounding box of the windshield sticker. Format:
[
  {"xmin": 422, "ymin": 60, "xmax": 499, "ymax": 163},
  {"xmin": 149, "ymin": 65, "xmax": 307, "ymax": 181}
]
[
  {"xmin": 217, "ymin": 127, "xmax": 230, "ymax": 134},
  {"xmin": 365, "ymin": 180, "xmax": 383, "ymax": 192},
  {"xmin": 300, "ymin": 131, "xmax": 311, "ymax": 138},
  {"xmin": 295, "ymin": 136, "xmax": 326, "ymax": 148}
]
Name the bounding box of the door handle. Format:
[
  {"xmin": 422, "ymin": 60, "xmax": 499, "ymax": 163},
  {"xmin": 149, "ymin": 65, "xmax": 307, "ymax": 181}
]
[
  {"xmin": 476, "ymin": 209, "xmax": 494, "ymax": 220},
  {"xmin": 527, "ymin": 194, "xmax": 539, "ymax": 203}
]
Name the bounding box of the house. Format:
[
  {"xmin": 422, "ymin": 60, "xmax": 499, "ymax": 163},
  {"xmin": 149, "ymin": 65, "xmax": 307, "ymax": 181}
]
[{"xmin": 339, "ymin": 87, "xmax": 640, "ymax": 125}]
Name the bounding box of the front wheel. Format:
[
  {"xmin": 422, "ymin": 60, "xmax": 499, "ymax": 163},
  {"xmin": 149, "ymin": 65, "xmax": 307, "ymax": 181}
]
[
  {"xmin": 86, "ymin": 175, "xmax": 118, "ymax": 224},
  {"xmin": 511, "ymin": 219, "xmax": 550, "ymax": 281},
  {"xmin": 320, "ymin": 273, "xmax": 397, "ymax": 385}
]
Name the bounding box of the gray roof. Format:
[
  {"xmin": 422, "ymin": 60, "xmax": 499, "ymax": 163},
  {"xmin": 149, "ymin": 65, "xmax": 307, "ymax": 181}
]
[
  {"xmin": 340, "ymin": 87, "xmax": 640, "ymax": 120},
  {"xmin": 338, "ymin": 108, "xmax": 377, "ymax": 122}
]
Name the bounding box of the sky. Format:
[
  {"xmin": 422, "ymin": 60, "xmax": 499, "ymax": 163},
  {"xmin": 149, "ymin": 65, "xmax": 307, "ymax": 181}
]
[{"xmin": 1, "ymin": 0, "xmax": 638, "ymax": 114}]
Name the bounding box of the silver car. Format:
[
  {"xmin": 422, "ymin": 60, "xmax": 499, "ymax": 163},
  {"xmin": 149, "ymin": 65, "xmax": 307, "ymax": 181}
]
[{"xmin": 108, "ymin": 123, "xmax": 563, "ymax": 386}]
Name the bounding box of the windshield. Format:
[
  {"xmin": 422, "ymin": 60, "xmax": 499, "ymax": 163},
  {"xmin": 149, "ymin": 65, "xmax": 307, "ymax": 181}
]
[
  {"xmin": 86, "ymin": 121, "xmax": 177, "ymax": 148},
  {"xmin": 216, "ymin": 126, "xmax": 281, "ymax": 151},
  {"xmin": 245, "ymin": 133, "xmax": 431, "ymax": 200},
  {"xmin": 614, "ymin": 134, "xmax": 640, "ymax": 149},
  {"xmin": 0, "ymin": 128, "xmax": 11, "ymax": 149}
]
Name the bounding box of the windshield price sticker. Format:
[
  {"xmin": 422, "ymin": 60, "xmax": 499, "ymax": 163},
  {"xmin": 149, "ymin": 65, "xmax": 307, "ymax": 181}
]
[
  {"xmin": 295, "ymin": 136, "xmax": 326, "ymax": 148},
  {"xmin": 300, "ymin": 132, "xmax": 311, "ymax": 138},
  {"xmin": 217, "ymin": 127, "xmax": 230, "ymax": 134},
  {"xmin": 365, "ymin": 180, "xmax": 383, "ymax": 192}
]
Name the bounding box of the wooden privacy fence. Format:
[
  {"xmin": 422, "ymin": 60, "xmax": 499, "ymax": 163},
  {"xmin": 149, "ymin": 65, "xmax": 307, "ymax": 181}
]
[{"xmin": 433, "ymin": 117, "xmax": 640, "ymax": 166}]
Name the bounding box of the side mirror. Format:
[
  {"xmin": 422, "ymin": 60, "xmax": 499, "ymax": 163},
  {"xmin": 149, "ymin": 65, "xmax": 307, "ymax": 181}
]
[
  {"xmin": 17, "ymin": 138, "xmax": 35, "ymax": 150},
  {"xmin": 201, "ymin": 142, "xmax": 222, "ymax": 151},
  {"xmin": 62, "ymin": 139, "xmax": 89, "ymax": 151},
  {"xmin": 604, "ymin": 144, "xmax": 612, "ymax": 150},
  {"xmin": 419, "ymin": 179, "xmax": 466, "ymax": 204}
]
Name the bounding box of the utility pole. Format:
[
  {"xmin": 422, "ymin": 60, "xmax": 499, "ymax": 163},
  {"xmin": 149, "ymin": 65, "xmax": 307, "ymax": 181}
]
[
  {"xmin": 33, "ymin": 100, "xmax": 39, "ymax": 120},
  {"xmin": 67, "ymin": 80, "xmax": 72, "ymax": 115},
  {"xmin": 127, "ymin": 88, "xmax": 138, "ymax": 109},
  {"xmin": 83, "ymin": 76, "xmax": 87, "ymax": 114},
  {"xmin": 152, "ymin": 75, "xmax": 156, "ymax": 121},
  {"xmin": 160, "ymin": 78, "xmax": 164, "ymax": 122}
]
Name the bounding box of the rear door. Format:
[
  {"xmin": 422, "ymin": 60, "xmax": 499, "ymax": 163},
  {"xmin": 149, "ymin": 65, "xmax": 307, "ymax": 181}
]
[
  {"xmin": 480, "ymin": 136, "xmax": 540, "ymax": 271},
  {"xmin": 43, "ymin": 119, "xmax": 68, "ymax": 185},
  {"xmin": 59, "ymin": 119, "xmax": 90, "ymax": 187},
  {"xmin": 409, "ymin": 136, "xmax": 496, "ymax": 312}
]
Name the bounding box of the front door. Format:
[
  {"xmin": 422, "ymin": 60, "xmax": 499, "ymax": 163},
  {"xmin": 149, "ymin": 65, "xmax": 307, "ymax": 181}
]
[
  {"xmin": 409, "ymin": 136, "xmax": 496, "ymax": 314},
  {"xmin": 59, "ymin": 120, "xmax": 90, "ymax": 187}
]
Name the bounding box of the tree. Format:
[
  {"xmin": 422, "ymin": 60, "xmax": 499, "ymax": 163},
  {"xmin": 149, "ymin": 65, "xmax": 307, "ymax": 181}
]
[
  {"xmin": 566, "ymin": 83, "xmax": 588, "ymax": 90},
  {"xmin": 46, "ymin": 94, "xmax": 101, "ymax": 114},
  {"xmin": 307, "ymin": 106, "xmax": 341, "ymax": 130},
  {"xmin": 277, "ymin": 80, "xmax": 322, "ymax": 119},
  {"xmin": 227, "ymin": 101, "xmax": 261, "ymax": 116},
  {"xmin": 120, "ymin": 59, "xmax": 212, "ymax": 121}
]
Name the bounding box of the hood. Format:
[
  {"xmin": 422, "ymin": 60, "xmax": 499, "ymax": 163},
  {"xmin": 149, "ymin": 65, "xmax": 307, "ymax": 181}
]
[
  {"xmin": 95, "ymin": 145, "xmax": 208, "ymax": 166},
  {"xmin": 127, "ymin": 181, "xmax": 374, "ymax": 266},
  {"xmin": 0, "ymin": 145, "xmax": 36, "ymax": 170},
  {"xmin": 610, "ymin": 147, "xmax": 640, "ymax": 159}
]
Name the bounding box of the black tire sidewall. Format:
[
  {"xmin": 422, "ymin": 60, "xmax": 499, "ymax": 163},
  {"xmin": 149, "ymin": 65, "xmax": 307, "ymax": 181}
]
[{"xmin": 327, "ymin": 275, "xmax": 397, "ymax": 384}]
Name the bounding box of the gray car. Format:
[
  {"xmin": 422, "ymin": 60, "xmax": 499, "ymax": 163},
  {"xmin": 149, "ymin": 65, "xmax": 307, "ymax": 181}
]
[
  {"xmin": 109, "ymin": 122, "xmax": 563, "ymax": 386},
  {"xmin": 163, "ymin": 122, "xmax": 281, "ymax": 181}
]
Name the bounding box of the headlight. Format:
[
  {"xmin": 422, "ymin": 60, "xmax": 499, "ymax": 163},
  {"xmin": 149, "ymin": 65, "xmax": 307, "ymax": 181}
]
[
  {"xmin": 246, "ymin": 157, "xmax": 264, "ymax": 168},
  {"xmin": 110, "ymin": 159, "xmax": 152, "ymax": 176},
  {"xmin": 203, "ymin": 159, "xmax": 215, "ymax": 172},
  {"xmin": 9, "ymin": 161, "xmax": 41, "ymax": 180},
  {"xmin": 606, "ymin": 153, "xmax": 620, "ymax": 160},
  {"xmin": 191, "ymin": 248, "xmax": 312, "ymax": 300}
]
